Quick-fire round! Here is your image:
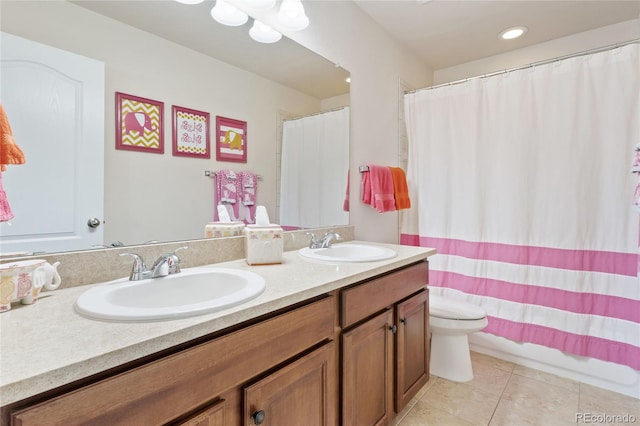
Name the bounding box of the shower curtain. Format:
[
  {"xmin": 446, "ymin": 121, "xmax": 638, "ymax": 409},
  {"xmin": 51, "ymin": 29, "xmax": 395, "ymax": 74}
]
[
  {"xmin": 401, "ymin": 44, "xmax": 640, "ymax": 370},
  {"xmin": 280, "ymin": 107, "xmax": 349, "ymax": 228}
]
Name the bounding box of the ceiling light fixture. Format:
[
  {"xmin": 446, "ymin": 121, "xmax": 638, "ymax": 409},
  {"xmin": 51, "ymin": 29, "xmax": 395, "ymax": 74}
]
[
  {"xmin": 240, "ymin": 0, "xmax": 277, "ymax": 10},
  {"xmin": 210, "ymin": 0, "xmax": 249, "ymax": 27},
  {"xmin": 277, "ymin": 0, "xmax": 309, "ymax": 31},
  {"xmin": 499, "ymin": 26, "xmax": 528, "ymax": 40},
  {"xmin": 177, "ymin": 0, "xmax": 309, "ymax": 43},
  {"xmin": 249, "ymin": 20, "xmax": 282, "ymax": 43}
]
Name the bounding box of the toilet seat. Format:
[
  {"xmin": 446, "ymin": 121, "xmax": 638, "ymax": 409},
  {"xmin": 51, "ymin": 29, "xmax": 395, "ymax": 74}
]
[{"xmin": 429, "ymin": 294, "xmax": 486, "ymax": 320}]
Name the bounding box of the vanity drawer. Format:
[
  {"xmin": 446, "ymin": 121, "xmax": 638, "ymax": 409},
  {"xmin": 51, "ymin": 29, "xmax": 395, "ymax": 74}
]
[
  {"xmin": 341, "ymin": 261, "xmax": 428, "ymax": 328},
  {"xmin": 11, "ymin": 295, "xmax": 335, "ymax": 426}
]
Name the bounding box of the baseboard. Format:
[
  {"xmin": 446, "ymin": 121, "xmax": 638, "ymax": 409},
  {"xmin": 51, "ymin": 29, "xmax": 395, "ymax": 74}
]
[{"xmin": 469, "ymin": 332, "xmax": 640, "ymax": 399}]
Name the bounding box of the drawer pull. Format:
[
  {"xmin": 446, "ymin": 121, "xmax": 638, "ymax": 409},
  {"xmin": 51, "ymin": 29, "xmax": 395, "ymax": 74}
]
[{"xmin": 252, "ymin": 410, "xmax": 266, "ymax": 424}]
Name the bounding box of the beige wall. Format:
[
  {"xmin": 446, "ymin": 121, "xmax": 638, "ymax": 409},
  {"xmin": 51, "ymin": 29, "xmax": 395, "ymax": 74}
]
[
  {"xmin": 1, "ymin": 1, "xmax": 325, "ymax": 245},
  {"xmin": 278, "ymin": 1, "xmax": 434, "ymax": 244}
]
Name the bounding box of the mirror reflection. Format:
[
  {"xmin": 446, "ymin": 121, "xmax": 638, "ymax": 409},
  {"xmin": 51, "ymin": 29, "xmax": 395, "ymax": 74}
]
[{"xmin": 0, "ymin": 0, "xmax": 350, "ymax": 255}]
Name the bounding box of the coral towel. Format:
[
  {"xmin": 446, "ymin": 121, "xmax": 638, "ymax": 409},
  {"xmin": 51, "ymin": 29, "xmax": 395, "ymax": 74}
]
[
  {"xmin": 0, "ymin": 104, "xmax": 26, "ymax": 172},
  {"xmin": 389, "ymin": 167, "xmax": 411, "ymax": 210},
  {"xmin": 367, "ymin": 164, "xmax": 396, "ymax": 213}
]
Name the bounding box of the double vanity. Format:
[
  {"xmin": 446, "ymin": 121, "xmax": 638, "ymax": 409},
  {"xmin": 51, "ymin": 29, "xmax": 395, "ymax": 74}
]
[{"xmin": 0, "ymin": 233, "xmax": 435, "ymax": 425}]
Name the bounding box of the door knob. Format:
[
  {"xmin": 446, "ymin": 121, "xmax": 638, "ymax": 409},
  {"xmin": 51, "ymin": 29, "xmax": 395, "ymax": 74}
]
[
  {"xmin": 87, "ymin": 218, "xmax": 101, "ymax": 228},
  {"xmin": 252, "ymin": 410, "xmax": 266, "ymax": 425}
]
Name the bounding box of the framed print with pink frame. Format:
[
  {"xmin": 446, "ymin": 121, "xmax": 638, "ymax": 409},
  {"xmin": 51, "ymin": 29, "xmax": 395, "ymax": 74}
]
[
  {"xmin": 215, "ymin": 116, "xmax": 247, "ymax": 163},
  {"xmin": 172, "ymin": 105, "xmax": 210, "ymax": 158},
  {"xmin": 115, "ymin": 92, "xmax": 164, "ymax": 153}
]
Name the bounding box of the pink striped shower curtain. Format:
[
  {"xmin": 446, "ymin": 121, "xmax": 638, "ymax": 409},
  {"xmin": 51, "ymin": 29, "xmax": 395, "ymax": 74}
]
[{"xmin": 401, "ymin": 44, "xmax": 640, "ymax": 370}]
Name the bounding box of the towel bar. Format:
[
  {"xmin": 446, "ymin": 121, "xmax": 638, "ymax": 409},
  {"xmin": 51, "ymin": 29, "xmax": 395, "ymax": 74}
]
[{"xmin": 205, "ymin": 170, "xmax": 263, "ymax": 180}]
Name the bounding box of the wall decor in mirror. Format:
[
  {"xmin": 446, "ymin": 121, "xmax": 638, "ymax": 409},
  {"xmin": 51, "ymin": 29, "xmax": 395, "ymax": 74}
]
[
  {"xmin": 0, "ymin": 0, "xmax": 350, "ymax": 255},
  {"xmin": 172, "ymin": 105, "xmax": 211, "ymax": 159},
  {"xmin": 116, "ymin": 92, "xmax": 165, "ymax": 154}
]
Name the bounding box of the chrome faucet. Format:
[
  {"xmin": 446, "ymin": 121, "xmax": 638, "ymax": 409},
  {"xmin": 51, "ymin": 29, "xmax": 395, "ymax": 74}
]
[
  {"xmin": 120, "ymin": 246, "xmax": 188, "ymax": 281},
  {"xmin": 319, "ymin": 232, "xmax": 341, "ymax": 248},
  {"xmin": 306, "ymin": 232, "xmax": 341, "ymax": 249}
]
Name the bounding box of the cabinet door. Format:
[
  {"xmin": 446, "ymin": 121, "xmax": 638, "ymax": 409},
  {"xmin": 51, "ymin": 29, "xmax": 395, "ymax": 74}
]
[
  {"xmin": 174, "ymin": 398, "xmax": 227, "ymax": 426},
  {"xmin": 342, "ymin": 309, "xmax": 394, "ymax": 426},
  {"xmin": 396, "ymin": 290, "xmax": 430, "ymax": 410},
  {"xmin": 243, "ymin": 341, "xmax": 337, "ymax": 426}
]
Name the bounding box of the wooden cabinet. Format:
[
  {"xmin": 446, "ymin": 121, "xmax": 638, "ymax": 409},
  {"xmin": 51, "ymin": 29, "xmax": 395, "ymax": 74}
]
[
  {"xmin": 243, "ymin": 341, "xmax": 337, "ymax": 426},
  {"xmin": 395, "ymin": 290, "xmax": 430, "ymax": 410},
  {"xmin": 341, "ymin": 262, "xmax": 430, "ymax": 425},
  {"xmin": 7, "ymin": 260, "xmax": 430, "ymax": 426},
  {"xmin": 342, "ymin": 309, "xmax": 395, "ymax": 426},
  {"xmin": 174, "ymin": 398, "xmax": 228, "ymax": 426},
  {"xmin": 10, "ymin": 296, "xmax": 336, "ymax": 426}
]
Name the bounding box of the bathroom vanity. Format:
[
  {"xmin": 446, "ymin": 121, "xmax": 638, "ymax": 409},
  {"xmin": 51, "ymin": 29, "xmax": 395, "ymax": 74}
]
[{"xmin": 0, "ymin": 242, "xmax": 435, "ymax": 425}]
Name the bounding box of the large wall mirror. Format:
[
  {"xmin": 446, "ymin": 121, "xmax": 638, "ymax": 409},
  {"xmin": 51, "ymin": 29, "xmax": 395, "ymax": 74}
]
[{"xmin": 0, "ymin": 0, "xmax": 350, "ymax": 255}]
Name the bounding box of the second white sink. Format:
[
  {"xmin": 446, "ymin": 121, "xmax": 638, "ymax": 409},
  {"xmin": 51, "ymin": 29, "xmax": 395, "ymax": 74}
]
[
  {"xmin": 299, "ymin": 243, "xmax": 397, "ymax": 263},
  {"xmin": 75, "ymin": 267, "xmax": 266, "ymax": 322}
]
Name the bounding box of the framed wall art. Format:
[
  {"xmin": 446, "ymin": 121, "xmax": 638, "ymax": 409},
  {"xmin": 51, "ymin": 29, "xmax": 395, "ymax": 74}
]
[
  {"xmin": 215, "ymin": 116, "xmax": 247, "ymax": 163},
  {"xmin": 115, "ymin": 92, "xmax": 164, "ymax": 153},
  {"xmin": 172, "ymin": 105, "xmax": 210, "ymax": 158}
]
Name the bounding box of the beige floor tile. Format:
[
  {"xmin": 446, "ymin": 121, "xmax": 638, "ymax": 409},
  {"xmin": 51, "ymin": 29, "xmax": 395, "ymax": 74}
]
[
  {"xmin": 396, "ymin": 353, "xmax": 634, "ymax": 426},
  {"xmin": 490, "ymin": 397, "xmax": 578, "ymax": 426},
  {"xmin": 468, "ymin": 360, "xmax": 512, "ymax": 396},
  {"xmin": 399, "ymin": 398, "xmax": 475, "ymax": 426},
  {"xmin": 420, "ymin": 377, "xmax": 501, "ymax": 426},
  {"xmin": 471, "ymin": 351, "xmax": 516, "ymax": 374},
  {"xmin": 512, "ymin": 364, "xmax": 580, "ymax": 393},
  {"xmin": 391, "ymin": 376, "xmax": 440, "ymax": 425},
  {"xmin": 496, "ymin": 374, "xmax": 579, "ymax": 425},
  {"xmin": 578, "ymin": 383, "xmax": 640, "ymax": 424}
]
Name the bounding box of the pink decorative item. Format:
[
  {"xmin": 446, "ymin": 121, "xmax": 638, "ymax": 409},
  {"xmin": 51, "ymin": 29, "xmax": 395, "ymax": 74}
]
[
  {"xmin": 172, "ymin": 105, "xmax": 210, "ymax": 158},
  {"xmin": 115, "ymin": 92, "xmax": 164, "ymax": 153},
  {"xmin": 216, "ymin": 116, "xmax": 247, "ymax": 163},
  {"xmin": 0, "ymin": 259, "xmax": 61, "ymax": 312}
]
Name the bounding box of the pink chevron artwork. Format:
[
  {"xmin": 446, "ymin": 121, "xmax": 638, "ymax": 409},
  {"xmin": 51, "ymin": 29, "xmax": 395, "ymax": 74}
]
[{"xmin": 115, "ymin": 92, "xmax": 164, "ymax": 154}]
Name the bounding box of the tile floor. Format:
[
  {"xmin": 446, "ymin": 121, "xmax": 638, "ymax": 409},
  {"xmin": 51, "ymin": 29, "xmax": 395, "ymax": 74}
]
[{"xmin": 392, "ymin": 352, "xmax": 640, "ymax": 426}]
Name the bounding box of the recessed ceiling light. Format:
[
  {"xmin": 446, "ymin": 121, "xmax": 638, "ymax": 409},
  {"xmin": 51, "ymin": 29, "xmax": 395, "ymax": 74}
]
[{"xmin": 499, "ymin": 26, "xmax": 528, "ymax": 40}]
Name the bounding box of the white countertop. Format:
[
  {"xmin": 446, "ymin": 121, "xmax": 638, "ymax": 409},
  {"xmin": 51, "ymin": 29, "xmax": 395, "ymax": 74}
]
[{"xmin": 0, "ymin": 242, "xmax": 435, "ymax": 406}]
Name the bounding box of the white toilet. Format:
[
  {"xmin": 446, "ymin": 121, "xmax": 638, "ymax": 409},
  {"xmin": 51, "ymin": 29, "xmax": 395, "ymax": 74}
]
[{"xmin": 429, "ymin": 294, "xmax": 488, "ymax": 382}]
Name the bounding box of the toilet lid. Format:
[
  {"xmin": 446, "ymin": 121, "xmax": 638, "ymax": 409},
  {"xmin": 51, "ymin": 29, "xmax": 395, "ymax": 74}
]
[{"xmin": 429, "ymin": 294, "xmax": 486, "ymax": 320}]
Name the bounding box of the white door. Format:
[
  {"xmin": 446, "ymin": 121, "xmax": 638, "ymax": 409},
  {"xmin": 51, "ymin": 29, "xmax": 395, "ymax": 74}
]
[{"xmin": 0, "ymin": 32, "xmax": 105, "ymax": 254}]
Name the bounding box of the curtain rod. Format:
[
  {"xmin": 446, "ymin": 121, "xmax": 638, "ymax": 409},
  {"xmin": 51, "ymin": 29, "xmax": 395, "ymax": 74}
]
[
  {"xmin": 405, "ymin": 39, "xmax": 640, "ymax": 95},
  {"xmin": 283, "ymin": 106, "xmax": 348, "ymax": 122}
]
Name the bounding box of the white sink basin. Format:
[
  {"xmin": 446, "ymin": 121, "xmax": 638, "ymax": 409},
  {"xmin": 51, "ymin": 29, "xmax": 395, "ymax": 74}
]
[
  {"xmin": 299, "ymin": 243, "xmax": 397, "ymax": 263},
  {"xmin": 75, "ymin": 267, "xmax": 266, "ymax": 322}
]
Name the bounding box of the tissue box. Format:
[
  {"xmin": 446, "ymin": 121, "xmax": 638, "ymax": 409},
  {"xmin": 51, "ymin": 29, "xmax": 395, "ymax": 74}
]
[
  {"xmin": 204, "ymin": 222, "xmax": 245, "ymax": 238},
  {"xmin": 244, "ymin": 224, "xmax": 284, "ymax": 265}
]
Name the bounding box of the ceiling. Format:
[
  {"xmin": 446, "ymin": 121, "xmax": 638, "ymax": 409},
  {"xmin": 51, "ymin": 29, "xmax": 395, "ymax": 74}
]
[
  {"xmin": 72, "ymin": 0, "xmax": 351, "ymax": 99},
  {"xmin": 354, "ymin": 0, "xmax": 640, "ymax": 70},
  {"xmin": 72, "ymin": 1, "xmax": 639, "ymax": 97}
]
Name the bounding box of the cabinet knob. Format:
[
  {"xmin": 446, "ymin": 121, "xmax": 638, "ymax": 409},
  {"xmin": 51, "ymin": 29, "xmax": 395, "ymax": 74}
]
[
  {"xmin": 252, "ymin": 410, "xmax": 266, "ymax": 425},
  {"xmin": 400, "ymin": 317, "xmax": 406, "ymax": 324},
  {"xmin": 389, "ymin": 324, "xmax": 397, "ymax": 333}
]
